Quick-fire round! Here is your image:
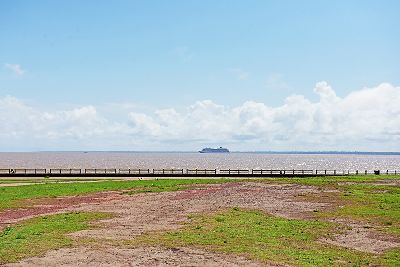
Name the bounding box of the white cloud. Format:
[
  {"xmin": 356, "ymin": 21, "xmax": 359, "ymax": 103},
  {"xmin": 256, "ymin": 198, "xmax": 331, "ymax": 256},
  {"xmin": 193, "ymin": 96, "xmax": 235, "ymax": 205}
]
[
  {"xmin": 0, "ymin": 82, "xmax": 399, "ymax": 151},
  {"xmin": 4, "ymin": 63, "xmax": 25, "ymax": 76}
]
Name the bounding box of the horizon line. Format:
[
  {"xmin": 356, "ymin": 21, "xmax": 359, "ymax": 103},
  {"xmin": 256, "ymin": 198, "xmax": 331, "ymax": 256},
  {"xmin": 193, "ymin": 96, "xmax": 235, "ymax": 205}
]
[{"xmin": 1, "ymin": 150, "xmax": 400, "ymax": 155}]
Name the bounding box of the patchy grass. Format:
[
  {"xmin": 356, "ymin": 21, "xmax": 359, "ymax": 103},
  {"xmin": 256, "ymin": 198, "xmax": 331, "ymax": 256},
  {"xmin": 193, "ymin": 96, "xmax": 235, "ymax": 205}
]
[
  {"xmin": 333, "ymin": 184, "xmax": 400, "ymax": 236},
  {"xmin": 0, "ymin": 179, "xmax": 45, "ymax": 184},
  {"xmin": 130, "ymin": 208, "xmax": 395, "ymax": 267},
  {"xmin": 288, "ymin": 176, "xmax": 400, "ymax": 237},
  {"xmin": 258, "ymin": 175, "xmax": 400, "ymax": 187},
  {"xmin": 0, "ymin": 178, "xmax": 233, "ymax": 211},
  {"xmin": 0, "ymin": 212, "xmax": 110, "ymax": 264},
  {"xmin": 1, "ymin": 176, "xmax": 399, "ymax": 266}
]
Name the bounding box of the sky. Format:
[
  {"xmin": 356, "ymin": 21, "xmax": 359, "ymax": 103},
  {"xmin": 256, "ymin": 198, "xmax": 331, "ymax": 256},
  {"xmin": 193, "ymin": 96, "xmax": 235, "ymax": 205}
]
[{"xmin": 0, "ymin": 0, "xmax": 399, "ymax": 151}]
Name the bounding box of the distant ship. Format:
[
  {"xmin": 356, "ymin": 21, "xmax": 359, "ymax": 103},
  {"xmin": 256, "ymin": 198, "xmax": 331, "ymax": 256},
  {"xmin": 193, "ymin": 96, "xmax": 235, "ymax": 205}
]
[{"xmin": 199, "ymin": 147, "xmax": 230, "ymax": 153}]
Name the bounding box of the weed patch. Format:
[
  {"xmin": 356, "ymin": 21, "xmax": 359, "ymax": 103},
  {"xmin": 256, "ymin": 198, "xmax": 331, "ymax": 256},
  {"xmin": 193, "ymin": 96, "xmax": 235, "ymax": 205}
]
[
  {"xmin": 130, "ymin": 208, "xmax": 386, "ymax": 267},
  {"xmin": 0, "ymin": 179, "xmax": 233, "ymax": 211},
  {"xmin": 0, "ymin": 212, "xmax": 110, "ymax": 264},
  {"xmin": 333, "ymin": 184, "xmax": 400, "ymax": 236}
]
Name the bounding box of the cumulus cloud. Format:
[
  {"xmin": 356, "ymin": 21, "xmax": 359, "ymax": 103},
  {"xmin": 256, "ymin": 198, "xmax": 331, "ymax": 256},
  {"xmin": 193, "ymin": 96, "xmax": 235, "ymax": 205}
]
[
  {"xmin": 4, "ymin": 63, "xmax": 25, "ymax": 76},
  {"xmin": 0, "ymin": 82, "xmax": 399, "ymax": 151}
]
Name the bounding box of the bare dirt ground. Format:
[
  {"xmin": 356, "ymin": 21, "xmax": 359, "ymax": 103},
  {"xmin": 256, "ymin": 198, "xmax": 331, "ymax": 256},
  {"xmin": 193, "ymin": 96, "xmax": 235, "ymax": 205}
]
[
  {"xmin": 3, "ymin": 181, "xmax": 400, "ymax": 266},
  {"xmin": 0, "ymin": 191, "xmax": 126, "ymax": 229},
  {"xmin": 9, "ymin": 246, "xmax": 269, "ymax": 267},
  {"xmin": 321, "ymin": 218, "xmax": 399, "ymax": 254}
]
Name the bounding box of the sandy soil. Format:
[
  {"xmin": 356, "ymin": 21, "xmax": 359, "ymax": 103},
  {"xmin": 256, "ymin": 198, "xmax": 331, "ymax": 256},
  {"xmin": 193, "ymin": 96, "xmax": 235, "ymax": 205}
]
[
  {"xmin": 0, "ymin": 191, "xmax": 126, "ymax": 228},
  {"xmin": 8, "ymin": 246, "xmax": 272, "ymax": 267},
  {"xmin": 322, "ymin": 219, "xmax": 399, "ymax": 254},
  {"xmin": 3, "ymin": 181, "xmax": 399, "ymax": 266},
  {"xmin": 69, "ymin": 183, "xmax": 326, "ymax": 240}
]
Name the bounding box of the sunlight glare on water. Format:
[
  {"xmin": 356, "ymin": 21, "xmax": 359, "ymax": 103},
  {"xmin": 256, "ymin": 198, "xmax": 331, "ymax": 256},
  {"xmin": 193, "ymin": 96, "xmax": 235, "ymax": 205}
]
[{"xmin": 0, "ymin": 152, "xmax": 399, "ymax": 171}]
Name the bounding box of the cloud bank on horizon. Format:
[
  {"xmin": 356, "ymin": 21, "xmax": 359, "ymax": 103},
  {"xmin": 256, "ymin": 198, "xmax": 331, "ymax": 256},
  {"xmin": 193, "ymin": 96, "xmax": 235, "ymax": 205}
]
[{"xmin": 1, "ymin": 82, "xmax": 399, "ymax": 152}]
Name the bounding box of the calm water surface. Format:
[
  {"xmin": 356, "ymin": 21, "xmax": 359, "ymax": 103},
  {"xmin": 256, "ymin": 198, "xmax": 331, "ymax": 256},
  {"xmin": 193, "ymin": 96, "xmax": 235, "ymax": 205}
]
[{"xmin": 0, "ymin": 152, "xmax": 399, "ymax": 171}]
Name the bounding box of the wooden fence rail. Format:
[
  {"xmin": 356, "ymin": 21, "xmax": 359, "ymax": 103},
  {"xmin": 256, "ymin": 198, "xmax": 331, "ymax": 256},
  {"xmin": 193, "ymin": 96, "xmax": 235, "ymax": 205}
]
[
  {"xmin": 0, "ymin": 168, "xmax": 399, "ymax": 177},
  {"xmin": 152, "ymin": 169, "xmax": 185, "ymax": 175},
  {"xmin": 118, "ymin": 169, "xmax": 151, "ymax": 174},
  {"xmin": 49, "ymin": 169, "xmax": 82, "ymax": 174},
  {"xmin": 187, "ymin": 169, "xmax": 217, "ymax": 174}
]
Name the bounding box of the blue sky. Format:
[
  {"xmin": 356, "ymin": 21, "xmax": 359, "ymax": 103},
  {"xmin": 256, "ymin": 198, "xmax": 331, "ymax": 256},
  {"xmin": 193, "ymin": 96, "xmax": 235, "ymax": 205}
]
[{"xmin": 1, "ymin": 1, "xmax": 400, "ymax": 151}]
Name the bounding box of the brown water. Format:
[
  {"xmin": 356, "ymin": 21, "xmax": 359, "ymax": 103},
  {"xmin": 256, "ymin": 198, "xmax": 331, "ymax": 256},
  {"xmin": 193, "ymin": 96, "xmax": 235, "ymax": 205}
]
[{"xmin": 0, "ymin": 152, "xmax": 399, "ymax": 171}]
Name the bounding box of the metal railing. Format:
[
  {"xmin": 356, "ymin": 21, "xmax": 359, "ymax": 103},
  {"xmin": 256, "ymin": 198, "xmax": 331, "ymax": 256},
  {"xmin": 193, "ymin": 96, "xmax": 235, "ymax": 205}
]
[{"xmin": 0, "ymin": 168, "xmax": 399, "ymax": 176}]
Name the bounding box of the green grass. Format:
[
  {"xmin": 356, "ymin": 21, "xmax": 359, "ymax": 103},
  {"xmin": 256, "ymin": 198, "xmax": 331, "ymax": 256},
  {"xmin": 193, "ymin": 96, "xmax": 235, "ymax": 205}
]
[
  {"xmin": 0, "ymin": 212, "xmax": 110, "ymax": 264},
  {"xmin": 1, "ymin": 176, "xmax": 399, "ymax": 266},
  {"xmin": 0, "ymin": 178, "xmax": 233, "ymax": 210},
  {"xmin": 278, "ymin": 176, "xmax": 400, "ymax": 237},
  {"xmin": 333, "ymin": 184, "xmax": 400, "ymax": 236},
  {"xmin": 131, "ymin": 208, "xmax": 397, "ymax": 267},
  {"xmin": 257, "ymin": 175, "xmax": 400, "ymax": 187},
  {"xmin": 0, "ymin": 179, "xmax": 45, "ymax": 184}
]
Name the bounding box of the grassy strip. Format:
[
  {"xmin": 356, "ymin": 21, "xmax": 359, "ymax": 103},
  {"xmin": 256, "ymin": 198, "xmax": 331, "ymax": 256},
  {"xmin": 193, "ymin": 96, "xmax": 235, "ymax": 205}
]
[
  {"xmin": 333, "ymin": 184, "xmax": 400, "ymax": 236},
  {"xmin": 281, "ymin": 176, "xmax": 400, "ymax": 237},
  {"xmin": 257, "ymin": 175, "xmax": 400, "ymax": 187},
  {"xmin": 0, "ymin": 179, "xmax": 45, "ymax": 184},
  {"xmin": 0, "ymin": 178, "xmax": 232, "ymax": 210},
  {"xmin": 0, "ymin": 212, "xmax": 110, "ymax": 264},
  {"xmin": 131, "ymin": 208, "xmax": 398, "ymax": 267}
]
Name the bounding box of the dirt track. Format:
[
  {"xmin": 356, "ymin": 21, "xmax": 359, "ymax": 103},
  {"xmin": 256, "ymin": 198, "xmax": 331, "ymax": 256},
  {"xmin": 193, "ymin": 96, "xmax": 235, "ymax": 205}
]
[{"xmin": 3, "ymin": 182, "xmax": 399, "ymax": 266}]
